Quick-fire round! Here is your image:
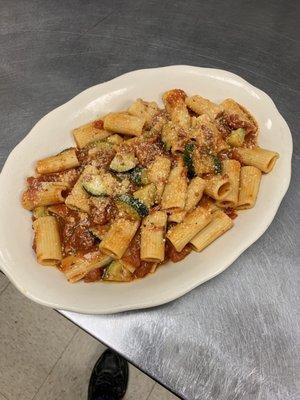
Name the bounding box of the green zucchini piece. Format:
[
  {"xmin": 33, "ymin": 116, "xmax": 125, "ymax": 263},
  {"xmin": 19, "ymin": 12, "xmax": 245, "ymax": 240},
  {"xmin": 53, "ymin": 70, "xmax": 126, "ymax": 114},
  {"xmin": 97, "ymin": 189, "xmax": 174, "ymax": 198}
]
[
  {"xmin": 183, "ymin": 142, "xmax": 196, "ymax": 178},
  {"xmin": 133, "ymin": 183, "xmax": 156, "ymax": 208},
  {"xmin": 82, "ymin": 175, "xmax": 108, "ymax": 196},
  {"xmin": 161, "ymin": 122, "xmax": 177, "ymax": 151},
  {"xmin": 89, "ymin": 226, "xmax": 107, "ymax": 240},
  {"xmin": 87, "ymin": 140, "xmax": 113, "ymax": 150},
  {"xmin": 103, "ymin": 260, "xmax": 132, "ymax": 282},
  {"xmin": 212, "ymin": 155, "xmax": 222, "ymax": 174},
  {"xmin": 116, "ymin": 194, "xmax": 149, "ymax": 220},
  {"xmin": 33, "ymin": 206, "xmax": 49, "ymax": 218},
  {"xmin": 110, "ymin": 152, "xmax": 137, "ymax": 172},
  {"xmin": 226, "ymin": 128, "xmax": 245, "ymax": 147},
  {"xmin": 130, "ymin": 167, "xmax": 148, "ymax": 186},
  {"xmin": 107, "ymin": 134, "xmax": 124, "ymax": 145}
]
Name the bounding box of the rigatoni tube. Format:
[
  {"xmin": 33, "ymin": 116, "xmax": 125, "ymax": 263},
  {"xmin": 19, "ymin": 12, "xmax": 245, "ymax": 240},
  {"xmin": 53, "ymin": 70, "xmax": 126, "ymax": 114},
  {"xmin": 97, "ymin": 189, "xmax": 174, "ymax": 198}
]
[
  {"xmin": 33, "ymin": 216, "xmax": 62, "ymax": 265},
  {"xmin": 104, "ymin": 113, "xmax": 145, "ymax": 136},
  {"xmin": 65, "ymin": 165, "xmax": 98, "ymax": 213},
  {"xmin": 204, "ymin": 175, "xmax": 231, "ymax": 201},
  {"xmin": 237, "ymin": 166, "xmax": 262, "ymax": 209},
  {"xmin": 36, "ymin": 149, "xmax": 79, "ymax": 174},
  {"xmin": 161, "ymin": 159, "xmax": 188, "ymax": 211},
  {"xmin": 236, "ymin": 147, "xmax": 279, "ymax": 173},
  {"xmin": 185, "ymin": 95, "xmax": 221, "ymax": 119},
  {"xmin": 147, "ymin": 156, "xmax": 171, "ymax": 202},
  {"xmin": 167, "ymin": 207, "xmax": 212, "ymax": 252},
  {"xmin": 141, "ymin": 211, "xmax": 167, "ymax": 263},
  {"xmin": 190, "ymin": 210, "xmax": 233, "ymax": 252},
  {"xmin": 217, "ymin": 160, "xmax": 241, "ymax": 208},
  {"xmin": 169, "ymin": 177, "xmax": 206, "ymax": 223},
  {"xmin": 22, "ymin": 182, "xmax": 68, "ymax": 210},
  {"xmin": 99, "ymin": 218, "xmax": 140, "ymax": 259},
  {"xmin": 162, "ymin": 89, "xmax": 190, "ymax": 130},
  {"xmin": 73, "ymin": 120, "xmax": 111, "ymax": 148},
  {"xmin": 61, "ymin": 252, "xmax": 111, "ymax": 283}
]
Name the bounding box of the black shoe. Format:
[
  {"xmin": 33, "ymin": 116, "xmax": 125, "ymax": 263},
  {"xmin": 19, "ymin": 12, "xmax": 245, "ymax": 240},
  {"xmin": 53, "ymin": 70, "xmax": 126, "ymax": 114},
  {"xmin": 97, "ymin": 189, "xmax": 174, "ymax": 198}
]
[{"xmin": 88, "ymin": 349, "xmax": 129, "ymax": 400}]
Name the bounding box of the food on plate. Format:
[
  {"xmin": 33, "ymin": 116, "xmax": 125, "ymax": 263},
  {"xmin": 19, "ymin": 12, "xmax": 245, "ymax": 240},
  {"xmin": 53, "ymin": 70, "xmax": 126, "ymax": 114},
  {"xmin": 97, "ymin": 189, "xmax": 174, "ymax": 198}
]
[{"xmin": 21, "ymin": 90, "xmax": 279, "ymax": 283}]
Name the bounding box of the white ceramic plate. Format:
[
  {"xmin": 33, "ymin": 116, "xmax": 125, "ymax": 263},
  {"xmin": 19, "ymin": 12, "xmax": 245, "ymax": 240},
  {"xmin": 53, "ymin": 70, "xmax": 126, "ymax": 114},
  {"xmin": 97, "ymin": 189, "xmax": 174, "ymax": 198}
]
[{"xmin": 0, "ymin": 66, "xmax": 292, "ymax": 314}]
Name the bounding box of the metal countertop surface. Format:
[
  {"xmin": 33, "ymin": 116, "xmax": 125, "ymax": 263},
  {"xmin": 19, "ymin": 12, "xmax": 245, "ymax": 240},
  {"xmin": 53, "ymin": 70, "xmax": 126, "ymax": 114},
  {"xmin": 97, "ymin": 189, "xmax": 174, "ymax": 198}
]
[{"xmin": 1, "ymin": 1, "xmax": 299, "ymax": 399}]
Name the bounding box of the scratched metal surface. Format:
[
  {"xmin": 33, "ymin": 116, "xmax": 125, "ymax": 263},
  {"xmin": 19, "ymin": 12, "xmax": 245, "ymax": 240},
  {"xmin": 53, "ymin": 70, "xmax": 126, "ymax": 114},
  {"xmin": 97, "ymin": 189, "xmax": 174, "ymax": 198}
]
[{"xmin": 1, "ymin": 1, "xmax": 299, "ymax": 399}]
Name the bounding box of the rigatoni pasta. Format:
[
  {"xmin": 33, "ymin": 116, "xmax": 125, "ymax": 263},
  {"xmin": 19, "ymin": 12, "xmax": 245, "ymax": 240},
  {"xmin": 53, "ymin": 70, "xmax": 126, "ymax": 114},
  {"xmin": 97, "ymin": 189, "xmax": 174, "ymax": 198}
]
[
  {"xmin": 99, "ymin": 218, "xmax": 140, "ymax": 259},
  {"xmin": 169, "ymin": 177, "xmax": 205, "ymax": 223},
  {"xmin": 33, "ymin": 216, "xmax": 62, "ymax": 265},
  {"xmin": 217, "ymin": 160, "xmax": 241, "ymax": 208},
  {"xmin": 237, "ymin": 166, "xmax": 262, "ymax": 209},
  {"xmin": 36, "ymin": 149, "xmax": 79, "ymax": 174},
  {"xmin": 161, "ymin": 159, "xmax": 188, "ymax": 211},
  {"xmin": 104, "ymin": 112, "xmax": 145, "ymax": 136},
  {"xmin": 163, "ymin": 89, "xmax": 190, "ymax": 130},
  {"xmin": 236, "ymin": 147, "xmax": 279, "ymax": 173},
  {"xmin": 190, "ymin": 210, "xmax": 233, "ymax": 252},
  {"xmin": 167, "ymin": 207, "xmax": 212, "ymax": 252},
  {"xmin": 21, "ymin": 88, "xmax": 279, "ymax": 283},
  {"xmin": 141, "ymin": 211, "xmax": 167, "ymax": 262},
  {"xmin": 73, "ymin": 120, "xmax": 111, "ymax": 148},
  {"xmin": 22, "ymin": 182, "xmax": 68, "ymax": 210}
]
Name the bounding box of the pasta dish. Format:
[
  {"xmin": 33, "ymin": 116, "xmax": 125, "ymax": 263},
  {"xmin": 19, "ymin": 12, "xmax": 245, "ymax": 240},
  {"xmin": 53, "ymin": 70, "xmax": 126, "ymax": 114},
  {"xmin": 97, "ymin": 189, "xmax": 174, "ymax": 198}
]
[{"xmin": 21, "ymin": 89, "xmax": 279, "ymax": 283}]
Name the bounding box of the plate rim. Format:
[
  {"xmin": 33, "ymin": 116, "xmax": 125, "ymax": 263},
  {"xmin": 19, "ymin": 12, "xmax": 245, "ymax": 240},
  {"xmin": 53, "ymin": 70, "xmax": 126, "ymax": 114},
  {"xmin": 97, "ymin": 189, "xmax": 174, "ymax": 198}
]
[{"xmin": 0, "ymin": 65, "xmax": 293, "ymax": 314}]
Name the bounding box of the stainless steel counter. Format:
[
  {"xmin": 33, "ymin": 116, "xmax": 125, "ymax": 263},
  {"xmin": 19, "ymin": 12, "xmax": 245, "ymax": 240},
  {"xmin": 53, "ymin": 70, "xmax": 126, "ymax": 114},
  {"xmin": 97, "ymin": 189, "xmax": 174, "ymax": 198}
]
[{"xmin": 1, "ymin": 1, "xmax": 299, "ymax": 398}]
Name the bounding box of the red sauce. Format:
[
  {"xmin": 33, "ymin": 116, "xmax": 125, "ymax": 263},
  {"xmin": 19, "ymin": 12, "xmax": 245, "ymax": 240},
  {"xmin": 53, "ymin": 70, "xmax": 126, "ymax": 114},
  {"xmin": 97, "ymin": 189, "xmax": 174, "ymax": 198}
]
[
  {"xmin": 63, "ymin": 224, "xmax": 95, "ymax": 255},
  {"xmin": 77, "ymin": 149, "xmax": 89, "ymax": 165},
  {"xmin": 49, "ymin": 204, "xmax": 80, "ymax": 221},
  {"xmin": 134, "ymin": 261, "xmax": 155, "ymax": 278},
  {"xmin": 90, "ymin": 149, "xmax": 115, "ymax": 169},
  {"xmin": 122, "ymin": 233, "xmax": 141, "ymax": 269},
  {"xmin": 89, "ymin": 198, "xmax": 116, "ymax": 226},
  {"xmin": 93, "ymin": 119, "xmax": 104, "ymax": 129},
  {"xmin": 27, "ymin": 169, "xmax": 79, "ymax": 188},
  {"xmin": 134, "ymin": 140, "xmax": 162, "ymax": 167},
  {"xmin": 224, "ymin": 208, "xmax": 238, "ymax": 220},
  {"xmin": 84, "ymin": 268, "xmax": 102, "ymax": 282},
  {"xmin": 165, "ymin": 240, "xmax": 192, "ymax": 262},
  {"xmin": 52, "ymin": 206, "xmax": 95, "ymax": 255},
  {"xmin": 216, "ymin": 112, "xmax": 257, "ymax": 146}
]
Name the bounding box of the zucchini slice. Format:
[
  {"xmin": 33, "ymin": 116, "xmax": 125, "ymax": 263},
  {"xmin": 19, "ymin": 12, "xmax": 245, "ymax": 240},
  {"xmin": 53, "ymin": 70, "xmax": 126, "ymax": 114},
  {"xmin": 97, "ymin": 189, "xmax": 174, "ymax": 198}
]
[
  {"xmin": 212, "ymin": 155, "xmax": 222, "ymax": 174},
  {"xmin": 116, "ymin": 194, "xmax": 149, "ymax": 220},
  {"xmin": 82, "ymin": 174, "xmax": 108, "ymax": 196},
  {"xmin": 110, "ymin": 152, "xmax": 137, "ymax": 172},
  {"xmin": 87, "ymin": 140, "xmax": 113, "ymax": 150},
  {"xmin": 130, "ymin": 167, "xmax": 148, "ymax": 186},
  {"xmin": 183, "ymin": 142, "xmax": 196, "ymax": 178},
  {"xmin": 89, "ymin": 225, "xmax": 108, "ymax": 241},
  {"xmin": 133, "ymin": 183, "xmax": 156, "ymax": 208},
  {"xmin": 226, "ymin": 128, "xmax": 245, "ymax": 147},
  {"xmin": 106, "ymin": 134, "xmax": 124, "ymax": 145},
  {"xmin": 33, "ymin": 206, "xmax": 49, "ymax": 218},
  {"xmin": 161, "ymin": 122, "xmax": 178, "ymax": 151},
  {"xmin": 103, "ymin": 260, "xmax": 133, "ymax": 282}
]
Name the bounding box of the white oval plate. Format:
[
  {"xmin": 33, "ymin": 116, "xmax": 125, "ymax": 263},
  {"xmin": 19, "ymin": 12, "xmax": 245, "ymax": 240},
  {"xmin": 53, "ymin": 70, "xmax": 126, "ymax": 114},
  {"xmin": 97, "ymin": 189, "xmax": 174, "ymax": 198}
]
[{"xmin": 0, "ymin": 66, "xmax": 292, "ymax": 314}]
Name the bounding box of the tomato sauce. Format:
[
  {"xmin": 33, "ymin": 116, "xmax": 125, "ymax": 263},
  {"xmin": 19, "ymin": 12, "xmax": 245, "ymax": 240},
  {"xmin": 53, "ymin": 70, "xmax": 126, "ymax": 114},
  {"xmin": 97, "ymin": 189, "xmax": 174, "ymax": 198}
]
[
  {"xmin": 165, "ymin": 240, "xmax": 192, "ymax": 262},
  {"xmin": 134, "ymin": 139, "xmax": 162, "ymax": 167},
  {"xmin": 122, "ymin": 233, "xmax": 141, "ymax": 269},
  {"xmin": 134, "ymin": 261, "xmax": 155, "ymax": 278},
  {"xmin": 84, "ymin": 268, "xmax": 103, "ymax": 282},
  {"xmin": 93, "ymin": 119, "xmax": 104, "ymax": 129}
]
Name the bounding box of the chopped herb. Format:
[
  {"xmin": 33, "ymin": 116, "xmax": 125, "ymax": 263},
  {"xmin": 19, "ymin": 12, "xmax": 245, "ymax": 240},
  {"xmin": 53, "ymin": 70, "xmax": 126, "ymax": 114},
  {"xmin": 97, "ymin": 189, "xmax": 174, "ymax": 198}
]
[
  {"xmin": 212, "ymin": 155, "xmax": 222, "ymax": 174},
  {"xmin": 183, "ymin": 142, "xmax": 196, "ymax": 178}
]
